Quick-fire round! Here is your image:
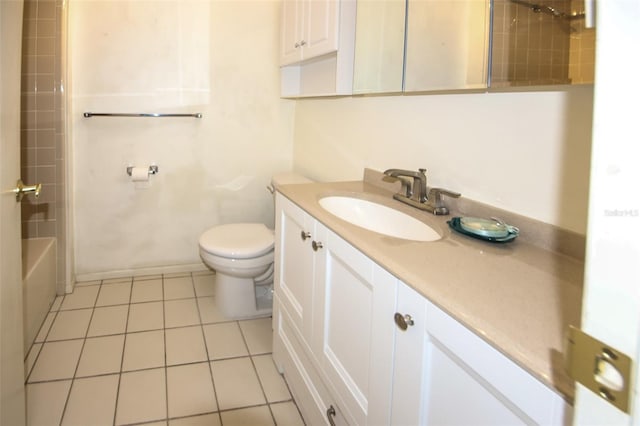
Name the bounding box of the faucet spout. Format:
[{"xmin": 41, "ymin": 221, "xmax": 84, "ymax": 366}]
[
  {"xmin": 383, "ymin": 168, "xmax": 427, "ymax": 202},
  {"xmin": 383, "ymin": 168, "xmax": 460, "ymax": 215}
]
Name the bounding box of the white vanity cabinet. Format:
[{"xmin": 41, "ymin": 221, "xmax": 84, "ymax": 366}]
[
  {"xmin": 273, "ymin": 191, "xmax": 572, "ymax": 425},
  {"xmin": 273, "ymin": 193, "xmax": 397, "ymax": 425},
  {"xmin": 392, "ymin": 282, "xmax": 572, "ymax": 425},
  {"xmin": 280, "ymin": 0, "xmax": 339, "ymax": 66}
]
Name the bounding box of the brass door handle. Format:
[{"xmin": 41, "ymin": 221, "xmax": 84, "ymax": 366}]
[{"xmin": 13, "ymin": 179, "xmax": 41, "ymax": 202}]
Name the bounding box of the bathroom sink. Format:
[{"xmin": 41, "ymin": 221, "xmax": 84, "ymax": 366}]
[{"xmin": 318, "ymin": 196, "xmax": 441, "ymax": 242}]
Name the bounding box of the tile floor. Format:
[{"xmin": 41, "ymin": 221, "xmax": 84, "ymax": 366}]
[{"xmin": 24, "ymin": 271, "xmax": 305, "ymax": 426}]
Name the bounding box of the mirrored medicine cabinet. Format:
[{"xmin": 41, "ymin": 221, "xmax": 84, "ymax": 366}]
[{"xmin": 353, "ymin": 0, "xmax": 595, "ymax": 95}]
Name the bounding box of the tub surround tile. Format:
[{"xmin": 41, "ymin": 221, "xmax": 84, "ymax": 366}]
[
  {"xmin": 61, "ymin": 374, "xmax": 119, "ymax": 426},
  {"xmin": 29, "ymin": 339, "xmax": 83, "ymax": 382},
  {"xmin": 165, "ymin": 326, "xmax": 207, "ymax": 366},
  {"xmin": 76, "ymin": 335, "xmax": 125, "ymax": 377},
  {"xmin": 122, "ymin": 330, "xmax": 165, "ymax": 371},
  {"xmin": 87, "ymin": 305, "xmax": 128, "ymax": 337},
  {"xmin": 46, "ymin": 309, "xmax": 92, "ymax": 341},
  {"xmin": 116, "ymin": 368, "xmax": 167, "ymax": 425},
  {"xmin": 239, "ymin": 318, "xmax": 273, "ymax": 355},
  {"xmin": 166, "ymin": 362, "xmax": 217, "ymax": 418},
  {"xmin": 203, "ymin": 322, "xmax": 248, "ymax": 360}
]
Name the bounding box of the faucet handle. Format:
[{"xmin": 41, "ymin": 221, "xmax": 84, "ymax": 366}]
[{"xmin": 427, "ymin": 188, "xmax": 461, "ymax": 215}]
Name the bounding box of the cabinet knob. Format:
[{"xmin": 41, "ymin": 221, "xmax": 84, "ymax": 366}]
[
  {"xmin": 300, "ymin": 40, "xmax": 307, "ymax": 46},
  {"xmin": 394, "ymin": 312, "xmax": 414, "ymax": 331},
  {"xmin": 312, "ymin": 241, "xmax": 323, "ymax": 251},
  {"xmin": 301, "ymin": 231, "xmax": 311, "ymax": 241},
  {"xmin": 326, "ymin": 405, "xmax": 336, "ymax": 426}
]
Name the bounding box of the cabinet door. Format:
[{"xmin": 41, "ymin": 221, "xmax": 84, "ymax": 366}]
[
  {"xmin": 392, "ymin": 282, "xmax": 570, "ymax": 425},
  {"xmin": 280, "ymin": 0, "xmax": 303, "ymax": 65},
  {"xmin": 302, "ymin": 0, "xmax": 340, "ymax": 60},
  {"xmin": 314, "ymin": 229, "xmax": 397, "ymax": 425},
  {"xmin": 274, "ymin": 193, "xmax": 320, "ymax": 347}
]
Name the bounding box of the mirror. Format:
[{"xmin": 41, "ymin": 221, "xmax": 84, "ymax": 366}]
[
  {"xmin": 490, "ymin": 0, "xmax": 595, "ymax": 88},
  {"xmin": 404, "ymin": 0, "xmax": 491, "ymax": 92},
  {"xmin": 353, "ymin": 0, "xmax": 406, "ymax": 94}
]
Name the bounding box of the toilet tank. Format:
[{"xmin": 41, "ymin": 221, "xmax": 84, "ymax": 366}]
[{"xmin": 270, "ymin": 172, "xmax": 313, "ymax": 192}]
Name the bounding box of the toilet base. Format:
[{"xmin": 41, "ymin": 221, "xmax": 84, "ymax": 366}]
[{"xmin": 214, "ymin": 273, "xmax": 273, "ymax": 320}]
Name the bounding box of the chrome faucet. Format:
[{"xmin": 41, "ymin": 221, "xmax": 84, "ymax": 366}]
[{"xmin": 383, "ymin": 168, "xmax": 461, "ymax": 215}]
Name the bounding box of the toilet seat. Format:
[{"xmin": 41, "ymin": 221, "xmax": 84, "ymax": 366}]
[{"xmin": 199, "ymin": 223, "xmax": 274, "ymax": 259}]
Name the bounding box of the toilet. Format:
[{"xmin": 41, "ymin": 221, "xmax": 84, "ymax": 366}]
[{"xmin": 198, "ymin": 173, "xmax": 312, "ymax": 319}]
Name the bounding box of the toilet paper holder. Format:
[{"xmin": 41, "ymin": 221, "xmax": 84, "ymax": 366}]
[{"xmin": 126, "ymin": 165, "xmax": 159, "ymax": 177}]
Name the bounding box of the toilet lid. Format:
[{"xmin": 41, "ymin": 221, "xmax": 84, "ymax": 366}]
[{"xmin": 199, "ymin": 223, "xmax": 274, "ymax": 259}]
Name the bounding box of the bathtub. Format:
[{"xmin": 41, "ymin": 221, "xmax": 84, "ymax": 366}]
[{"xmin": 22, "ymin": 238, "xmax": 57, "ymax": 354}]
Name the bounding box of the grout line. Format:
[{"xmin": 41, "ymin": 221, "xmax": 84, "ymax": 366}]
[
  {"xmin": 162, "ymin": 273, "xmax": 169, "ymax": 422},
  {"xmin": 113, "ymin": 281, "xmax": 133, "ymax": 426}
]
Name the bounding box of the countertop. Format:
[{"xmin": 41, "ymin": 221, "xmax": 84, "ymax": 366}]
[{"xmin": 276, "ymin": 177, "xmax": 583, "ymax": 402}]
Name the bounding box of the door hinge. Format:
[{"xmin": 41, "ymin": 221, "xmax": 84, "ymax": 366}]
[{"xmin": 565, "ymin": 325, "xmax": 633, "ymax": 413}]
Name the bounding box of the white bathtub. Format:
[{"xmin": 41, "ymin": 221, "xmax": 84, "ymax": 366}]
[{"xmin": 22, "ymin": 238, "xmax": 57, "ymax": 354}]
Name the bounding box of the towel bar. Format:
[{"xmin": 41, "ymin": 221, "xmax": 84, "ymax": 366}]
[{"xmin": 84, "ymin": 112, "xmax": 202, "ymax": 118}]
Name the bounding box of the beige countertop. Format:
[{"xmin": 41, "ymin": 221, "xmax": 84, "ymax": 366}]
[{"xmin": 276, "ymin": 176, "xmax": 583, "ymax": 402}]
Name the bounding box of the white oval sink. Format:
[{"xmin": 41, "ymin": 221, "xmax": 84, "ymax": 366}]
[{"xmin": 318, "ymin": 196, "xmax": 441, "ymax": 242}]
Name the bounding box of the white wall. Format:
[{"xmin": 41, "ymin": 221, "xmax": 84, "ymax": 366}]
[
  {"xmin": 70, "ymin": 1, "xmax": 294, "ymax": 278},
  {"xmin": 293, "ymin": 86, "xmax": 593, "ymax": 234}
]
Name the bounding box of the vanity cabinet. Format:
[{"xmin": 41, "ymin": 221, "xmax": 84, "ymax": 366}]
[
  {"xmin": 273, "ymin": 191, "xmax": 572, "ymax": 425},
  {"xmin": 280, "ymin": 0, "xmax": 339, "ymax": 66},
  {"xmin": 273, "ymin": 193, "xmax": 397, "ymax": 424}
]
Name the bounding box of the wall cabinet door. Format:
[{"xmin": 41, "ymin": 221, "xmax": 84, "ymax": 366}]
[
  {"xmin": 280, "ymin": 0, "xmax": 340, "ymax": 66},
  {"xmin": 392, "ymin": 282, "xmax": 571, "ymax": 425},
  {"xmin": 314, "ymin": 228, "xmax": 397, "ymax": 425}
]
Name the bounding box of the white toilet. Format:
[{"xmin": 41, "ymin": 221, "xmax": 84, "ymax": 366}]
[{"xmin": 198, "ymin": 173, "xmax": 311, "ymax": 319}]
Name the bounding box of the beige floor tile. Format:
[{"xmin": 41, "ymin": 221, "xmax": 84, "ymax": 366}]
[
  {"xmin": 34, "ymin": 312, "xmax": 55, "ymax": 343},
  {"xmin": 127, "ymin": 301, "xmax": 164, "ymax": 332},
  {"xmin": 203, "ymin": 322, "xmax": 248, "ymax": 360},
  {"xmin": 197, "ymin": 297, "xmax": 227, "ymax": 324},
  {"xmin": 60, "ymin": 286, "xmax": 99, "ymax": 310},
  {"xmin": 76, "ymin": 335, "xmax": 125, "ymax": 377},
  {"xmin": 131, "ymin": 278, "xmax": 163, "ymax": 303},
  {"xmin": 163, "ymin": 272, "xmax": 191, "ymax": 279},
  {"xmin": 26, "ymin": 380, "xmax": 72, "ymax": 426},
  {"xmin": 270, "ymin": 401, "xmax": 305, "ymax": 426},
  {"xmin": 29, "ymin": 339, "xmax": 83, "ymax": 382},
  {"xmin": 116, "ymin": 368, "xmax": 167, "ymax": 425},
  {"xmin": 24, "ymin": 343, "xmax": 42, "ymax": 381},
  {"xmin": 193, "ymin": 274, "xmax": 215, "ymax": 297},
  {"xmin": 164, "ymin": 276, "xmax": 195, "ymax": 300},
  {"xmin": 239, "ymin": 318, "xmax": 273, "ymax": 355},
  {"xmin": 61, "ymin": 374, "xmax": 119, "ymax": 426},
  {"xmin": 167, "ymin": 362, "xmax": 217, "ymax": 418},
  {"xmin": 219, "ymin": 406, "xmax": 274, "ymax": 426},
  {"xmin": 46, "ymin": 309, "xmax": 92, "ymax": 341},
  {"xmin": 87, "ymin": 305, "xmax": 128, "ymax": 337},
  {"xmin": 169, "ymin": 413, "xmax": 221, "ymax": 426},
  {"xmin": 211, "ymin": 357, "xmax": 266, "ymax": 410},
  {"xmin": 50, "ymin": 296, "xmax": 63, "ymax": 311},
  {"xmin": 165, "ymin": 326, "xmax": 207, "ymax": 366},
  {"xmin": 134, "ymin": 274, "xmax": 162, "ymax": 282},
  {"xmin": 165, "ymin": 299, "xmax": 200, "ymax": 328},
  {"xmin": 74, "ymin": 280, "xmax": 101, "ymax": 287},
  {"xmin": 253, "ymin": 354, "xmax": 291, "ymax": 403},
  {"xmin": 102, "ymin": 277, "xmax": 132, "ymax": 285},
  {"xmin": 96, "ymin": 282, "xmax": 131, "ymax": 306},
  {"xmin": 123, "ymin": 330, "xmax": 165, "ymax": 371}
]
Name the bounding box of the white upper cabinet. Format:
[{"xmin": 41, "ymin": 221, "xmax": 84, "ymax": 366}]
[{"xmin": 280, "ymin": 0, "xmax": 340, "ymax": 66}]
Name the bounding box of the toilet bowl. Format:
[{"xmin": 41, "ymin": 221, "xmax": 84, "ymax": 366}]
[{"xmin": 198, "ymin": 173, "xmax": 311, "ymax": 319}]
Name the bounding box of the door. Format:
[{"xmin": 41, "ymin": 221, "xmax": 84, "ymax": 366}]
[
  {"xmin": 574, "ymin": 1, "xmax": 640, "ymax": 423},
  {"xmin": 1, "ymin": 0, "xmax": 27, "ymax": 424}
]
